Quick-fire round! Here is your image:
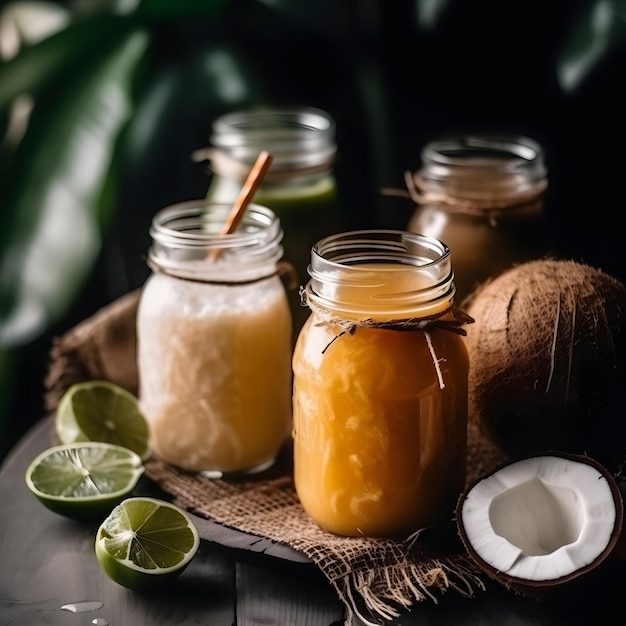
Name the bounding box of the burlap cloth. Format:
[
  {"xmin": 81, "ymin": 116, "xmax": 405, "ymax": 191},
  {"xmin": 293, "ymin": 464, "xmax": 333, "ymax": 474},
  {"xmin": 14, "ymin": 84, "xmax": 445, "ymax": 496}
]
[{"xmin": 45, "ymin": 289, "xmax": 508, "ymax": 625}]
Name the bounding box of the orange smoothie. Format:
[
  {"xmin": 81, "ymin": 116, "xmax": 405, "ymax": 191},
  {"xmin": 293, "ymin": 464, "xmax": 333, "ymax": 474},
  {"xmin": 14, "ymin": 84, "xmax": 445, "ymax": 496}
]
[{"xmin": 292, "ymin": 262, "xmax": 469, "ymax": 537}]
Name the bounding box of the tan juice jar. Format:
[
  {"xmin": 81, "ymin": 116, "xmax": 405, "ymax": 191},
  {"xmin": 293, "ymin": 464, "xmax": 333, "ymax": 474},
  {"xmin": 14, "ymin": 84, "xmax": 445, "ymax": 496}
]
[
  {"xmin": 137, "ymin": 201, "xmax": 293, "ymax": 476},
  {"xmin": 199, "ymin": 106, "xmax": 341, "ymax": 334},
  {"xmin": 406, "ymin": 135, "xmax": 549, "ymax": 302},
  {"xmin": 292, "ymin": 230, "xmax": 472, "ymax": 537}
]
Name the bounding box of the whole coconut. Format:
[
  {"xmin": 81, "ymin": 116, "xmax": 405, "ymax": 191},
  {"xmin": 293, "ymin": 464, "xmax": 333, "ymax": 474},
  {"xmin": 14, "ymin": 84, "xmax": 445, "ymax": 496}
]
[{"xmin": 464, "ymin": 259, "xmax": 626, "ymax": 472}]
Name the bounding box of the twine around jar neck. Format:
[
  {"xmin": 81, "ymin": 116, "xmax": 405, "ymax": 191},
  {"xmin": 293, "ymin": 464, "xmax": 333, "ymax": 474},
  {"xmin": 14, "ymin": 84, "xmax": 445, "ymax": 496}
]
[
  {"xmin": 382, "ymin": 134, "xmax": 548, "ymax": 219},
  {"xmin": 300, "ymin": 283, "xmax": 474, "ymax": 390},
  {"xmin": 381, "ymin": 171, "xmax": 548, "ymax": 218},
  {"xmin": 193, "ymin": 106, "xmax": 337, "ymax": 183},
  {"xmin": 301, "ymin": 283, "xmax": 473, "ymax": 334},
  {"xmin": 193, "ymin": 147, "xmax": 336, "ymax": 183}
]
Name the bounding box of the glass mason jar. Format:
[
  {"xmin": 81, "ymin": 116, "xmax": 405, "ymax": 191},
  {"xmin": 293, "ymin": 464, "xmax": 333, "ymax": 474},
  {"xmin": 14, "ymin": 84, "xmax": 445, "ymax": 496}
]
[
  {"xmin": 137, "ymin": 201, "xmax": 293, "ymax": 477},
  {"xmin": 198, "ymin": 106, "xmax": 341, "ymax": 334},
  {"xmin": 292, "ymin": 230, "xmax": 471, "ymax": 538},
  {"xmin": 406, "ymin": 135, "xmax": 549, "ymax": 303}
]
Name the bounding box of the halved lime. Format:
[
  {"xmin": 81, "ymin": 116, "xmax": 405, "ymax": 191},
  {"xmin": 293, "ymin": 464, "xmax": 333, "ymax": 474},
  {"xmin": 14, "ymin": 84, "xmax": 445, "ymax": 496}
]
[
  {"xmin": 25, "ymin": 442, "xmax": 145, "ymax": 520},
  {"xmin": 95, "ymin": 497, "xmax": 200, "ymax": 591},
  {"xmin": 56, "ymin": 380, "xmax": 151, "ymax": 460}
]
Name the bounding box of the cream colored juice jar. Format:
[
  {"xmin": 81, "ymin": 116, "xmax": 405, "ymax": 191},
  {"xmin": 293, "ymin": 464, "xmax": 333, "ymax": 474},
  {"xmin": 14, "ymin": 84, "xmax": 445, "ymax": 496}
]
[
  {"xmin": 292, "ymin": 230, "xmax": 471, "ymax": 537},
  {"xmin": 137, "ymin": 201, "xmax": 293, "ymax": 476}
]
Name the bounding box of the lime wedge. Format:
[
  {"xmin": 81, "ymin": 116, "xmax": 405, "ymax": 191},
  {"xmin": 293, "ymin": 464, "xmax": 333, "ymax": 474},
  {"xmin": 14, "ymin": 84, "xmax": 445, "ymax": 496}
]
[
  {"xmin": 95, "ymin": 497, "xmax": 200, "ymax": 591},
  {"xmin": 25, "ymin": 442, "xmax": 145, "ymax": 520},
  {"xmin": 56, "ymin": 380, "xmax": 151, "ymax": 460}
]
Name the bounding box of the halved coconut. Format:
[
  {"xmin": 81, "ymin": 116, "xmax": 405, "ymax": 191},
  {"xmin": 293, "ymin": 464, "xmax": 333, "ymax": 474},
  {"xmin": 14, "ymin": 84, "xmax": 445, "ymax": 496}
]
[{"xmin": 456, "ymin": 452, "xmax": 623, "ymax": 597}]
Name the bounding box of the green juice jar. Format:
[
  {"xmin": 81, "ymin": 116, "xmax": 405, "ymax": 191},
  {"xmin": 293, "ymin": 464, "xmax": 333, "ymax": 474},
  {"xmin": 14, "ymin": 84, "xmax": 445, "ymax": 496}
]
[{"xmin": 200, "ymin": 106, "xmax": 341, "ymax": 335}]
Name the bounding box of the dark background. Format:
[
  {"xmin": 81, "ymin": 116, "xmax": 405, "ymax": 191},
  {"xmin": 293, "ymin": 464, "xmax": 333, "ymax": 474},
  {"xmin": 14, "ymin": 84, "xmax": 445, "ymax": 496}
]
[{"xmin": 2, "ymin": 0, "xmax": 626, "ymax": 461}]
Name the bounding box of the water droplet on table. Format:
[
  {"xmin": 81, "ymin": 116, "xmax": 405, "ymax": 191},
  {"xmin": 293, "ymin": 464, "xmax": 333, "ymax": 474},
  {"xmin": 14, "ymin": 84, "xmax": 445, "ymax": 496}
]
[{"xmin": 60, "ymin": 601, "xmax": 103, "ymax": 613}]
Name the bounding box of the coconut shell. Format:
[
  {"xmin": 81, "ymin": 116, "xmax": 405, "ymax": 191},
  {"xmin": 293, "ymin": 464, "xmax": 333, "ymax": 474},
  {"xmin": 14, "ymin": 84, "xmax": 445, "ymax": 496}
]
[
  {"xmin": 456, "ymin": 451, "xmax": 624, "ymax": 600},
  {"xmin": 464, "ymin": 259, "xmax": 626, "ymax": 472}
]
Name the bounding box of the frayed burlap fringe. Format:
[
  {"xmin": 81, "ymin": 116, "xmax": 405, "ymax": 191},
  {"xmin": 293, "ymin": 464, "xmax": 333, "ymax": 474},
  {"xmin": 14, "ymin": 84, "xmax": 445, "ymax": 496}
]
[
  {"xmin": 45, "ymin": 290, "xmax": 507, "ymax": 624},
  {"xmin": 332, "ymin": 560, "xmax": 485, "ymax": 625}
]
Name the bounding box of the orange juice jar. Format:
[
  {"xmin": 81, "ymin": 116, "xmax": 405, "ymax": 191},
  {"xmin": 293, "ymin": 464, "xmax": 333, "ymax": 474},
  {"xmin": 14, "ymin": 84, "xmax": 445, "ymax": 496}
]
[{"xmin": 292, "ymin": 230, "xmax": 471, "ymax": 537}]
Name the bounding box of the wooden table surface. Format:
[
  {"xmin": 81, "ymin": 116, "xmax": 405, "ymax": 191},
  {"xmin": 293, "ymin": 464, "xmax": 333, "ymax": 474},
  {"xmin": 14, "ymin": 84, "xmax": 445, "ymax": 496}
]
[{"xmin": 2, "ymin": 417, "xmax": 625, "ymax": 626}]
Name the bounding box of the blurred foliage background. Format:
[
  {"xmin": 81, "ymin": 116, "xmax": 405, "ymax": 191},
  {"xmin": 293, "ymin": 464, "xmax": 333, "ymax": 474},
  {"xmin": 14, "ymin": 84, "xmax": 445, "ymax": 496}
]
[{"xmin": 1, "ymin": 0, "xmax": 626, "ymax": 461}]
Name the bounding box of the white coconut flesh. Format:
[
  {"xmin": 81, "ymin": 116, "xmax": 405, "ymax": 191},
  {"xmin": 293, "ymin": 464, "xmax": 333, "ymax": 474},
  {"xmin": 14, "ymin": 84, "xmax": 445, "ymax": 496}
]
[{"xmin": 458, "ymin": 455, "xmax": 619, "ymax": 583}]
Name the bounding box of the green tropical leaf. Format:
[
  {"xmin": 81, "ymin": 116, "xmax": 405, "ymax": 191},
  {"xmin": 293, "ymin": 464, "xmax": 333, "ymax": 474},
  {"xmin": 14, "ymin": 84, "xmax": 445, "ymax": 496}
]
[
  {"xmin": 0, "ymin": 13, "xmax": 134, "ymax": 109},
  {"xmin": 0, "ymin": 25, "xmax": 149, "ymax": 347},
  {"xmin": 102, "ymin": 36, "xmax": 269, "ymax": 291},
  {"xmin": 121, "ymin": 39, "xmax": 268, "ymax": 194},
  {"xmin": 557, "ymin": 0, "xmax": 626, "ymax": 92}
]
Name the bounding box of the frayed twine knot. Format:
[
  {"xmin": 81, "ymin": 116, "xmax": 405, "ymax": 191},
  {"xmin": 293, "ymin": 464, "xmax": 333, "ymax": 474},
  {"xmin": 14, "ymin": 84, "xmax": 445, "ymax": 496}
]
[{"xmin": 299, "ymin": 285, "xmax": 474, "ymax": 389}]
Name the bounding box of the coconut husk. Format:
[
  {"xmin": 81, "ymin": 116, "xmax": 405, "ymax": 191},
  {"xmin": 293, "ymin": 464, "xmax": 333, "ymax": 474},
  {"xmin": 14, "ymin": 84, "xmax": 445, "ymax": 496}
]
[
  {"xmin": 464, "ymin": 258, "xmax": 626, "ymax": 473},
  {"xmin": 43, "ymin": 290, "xmax": 507, "ymax": 624}
]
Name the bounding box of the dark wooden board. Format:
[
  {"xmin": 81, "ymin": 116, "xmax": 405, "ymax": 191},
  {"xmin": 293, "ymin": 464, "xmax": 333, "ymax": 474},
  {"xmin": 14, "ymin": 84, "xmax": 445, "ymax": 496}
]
[{"xmin": 0, "ymin": 417, "xmax": 340, "ymax": 626}]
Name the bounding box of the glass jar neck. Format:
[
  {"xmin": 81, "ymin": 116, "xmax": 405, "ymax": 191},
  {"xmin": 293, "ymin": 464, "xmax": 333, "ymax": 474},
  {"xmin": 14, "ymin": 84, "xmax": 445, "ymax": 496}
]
[
  {"xmin": 414, "ymin": 135, "xmax": 548, "ymax": 213},
  {"xmin": 148, "ymin": 201, "xmax": 284, "ymax": 283},
  {"xmin": 304, "ymin": 230, "xmax": 456, "ymax": 322},
  {"xmin": 202, "ymin": 106, "xmax": 337, "ymax": 182}
]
